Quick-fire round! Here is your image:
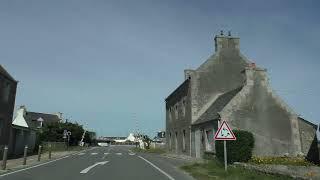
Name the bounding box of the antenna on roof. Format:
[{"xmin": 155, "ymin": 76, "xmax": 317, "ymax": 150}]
[{"xmin": 228, "ymin": 31, "xmax": 231, "ymax": 36}]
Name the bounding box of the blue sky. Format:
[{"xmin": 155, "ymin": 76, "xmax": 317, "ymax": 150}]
[{"xmin": 1, "ymin": 0, "xmax": 319, "ymax": 137}]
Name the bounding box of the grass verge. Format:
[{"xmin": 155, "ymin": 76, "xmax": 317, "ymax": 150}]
[{"xmin": 181, "ymin": 159, "xmax": 293, "ymax": 180}]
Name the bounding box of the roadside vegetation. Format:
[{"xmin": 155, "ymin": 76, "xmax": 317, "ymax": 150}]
[
  {"xmin": 34, "ymin": 122, "xmax": 97, "ymax": 153},
  {"xmin": 249, "ymin": 156, "xmax": 315, "ymax": 166},
  {"xmin": 181, "ymin": 159, "xmax": 292, "ymax": 180},
  {"xmin": 131, "ymin": 147, "xmax": 166, "ymax": 154}
]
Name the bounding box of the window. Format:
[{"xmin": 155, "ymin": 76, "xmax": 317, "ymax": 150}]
[
  {"xmin": 175, "ymin": 105, "xmax": 178, "ymax": 119},
  {"xmin": 182, "ymin": 130, "xmax": 186, "ymax": 152},
  {"xmin": 2, "ymin": 81, "xmax": 11, "ymax": 102},
  {"xmin": 175, "ymin": 132, "xmax": 178, "ymax": 152},
  {"xmin": 169, "ymin": 132, "xmax": 172, "ymax": 150},
  {"xmin": 182, "ymin": 98, "xmax": 186, "ymax": 117},
  {"xmin": 205, "ymin": 130, "xmax": 213, "ymax": 151},
  {"xmin": 0, "ymin": 119, "xmax": 3, "ymax": 136}
]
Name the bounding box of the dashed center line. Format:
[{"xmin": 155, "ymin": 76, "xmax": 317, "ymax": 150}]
[
  {"xmin": 91, "ymin": 152, "xmax": 98, "ymax": 155},
  {"xmin": 116, "ymin": 153, "xmax": 122, "ymax": 155},
  {"xmin": 104, "ymin": 153, "xmax": 109, "ymax": 155},
  {"xmin": 78, "ymin": 153, "xmax": 85, "ymax": 156}
]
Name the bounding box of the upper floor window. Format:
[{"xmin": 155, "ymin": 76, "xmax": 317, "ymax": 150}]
[
  {"xmin": 168, "ymin": 108, "xmax": 172, "ymax": 121},
  {"xmin": 182, "ymin": 98, "xmax": 186, "ymax": 117},
  {"xmin": 175, "ymin": 105, "xmax": 178, "ymax": 119},
  {"xmin": 2, "ymin": 81, "xmax": 11, "ymax": 102}
]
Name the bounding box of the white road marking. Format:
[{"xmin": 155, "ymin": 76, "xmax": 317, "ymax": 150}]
[
  {"xmin": 103, "ymin": 153, "xmax": 109, "ymax": 155},
  {"xmin": 78, "ymin": 153, "xmax": 85, "ymax": 156},
  {"xmin": 80, "ymin": 161, "xmax": 109, "ymax": 174},
  {"xmin": 0, "ymin": 155, "xmax": 70, "ymax": 177},
  {"xmin": 138, "ymin": 156, "xmax": 175, "ymax": 180},
  {"xmin": 116, "ymin": 153, "xmax": 122, "ymax": 155},
  {"xmin": 91, "ymin": 152, "xmax": 98, "ymax": 155},
  {"xmin": 128, "ymin": 153, "xmax": 135, "ymax": 156}
]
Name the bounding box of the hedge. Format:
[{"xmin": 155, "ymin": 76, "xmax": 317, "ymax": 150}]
[{"xmin": 215, "ymin": 130, "xmax": 254, "ymax": 164}]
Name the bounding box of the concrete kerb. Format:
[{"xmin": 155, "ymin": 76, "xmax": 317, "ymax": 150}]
[{"xmin": 0, "ymin": 147, "xmax": 97, "ymax": 176}]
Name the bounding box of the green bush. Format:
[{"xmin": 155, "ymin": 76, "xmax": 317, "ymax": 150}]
[
  {"xmin": 203, "ymin": 151, "xmax": 215, "ymax": 160},
  {"xmin": 215, "ymin": 130, "xmax": 254, "ymax": 164}
]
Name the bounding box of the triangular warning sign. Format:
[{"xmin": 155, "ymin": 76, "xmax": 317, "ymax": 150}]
[{"xmin": 214, "ymin": 121, "xmax": 236, "ymax": 140}]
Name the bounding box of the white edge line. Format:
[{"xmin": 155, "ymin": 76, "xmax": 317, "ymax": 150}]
[
  {"xmin": 0, "ymin": 155, "xmax": 70, "ymax": 177},
  {"xmin": 0, "ymin": 147, "xmax": 97, "ymax": 177},
  {"xmin": 138, "ymin": 156, "xmax": 175, "ymax": 180}
]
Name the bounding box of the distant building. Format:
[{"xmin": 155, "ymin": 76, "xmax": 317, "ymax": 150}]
[
  {"xmin": 0, "ymin": 65, "xmax": 18, "ymax": 154},
  {"xmin": 165, "ymin": 33, "xmax": 317, "ymax": 159},
  {"xmin": 153, "ymin": 131, "xmax": 165, "ymax": 143}
]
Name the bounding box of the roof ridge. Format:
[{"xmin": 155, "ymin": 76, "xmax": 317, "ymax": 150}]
[
  {"xmin": 28, "ymin": 111, "xmax": 59, "ymax": 116},
  {"xmin": 192, "ymin": 86, "xmax": 243, "ymax": 125},
  {"xmin": 0, "ymin": 64, "xmax": 17, "ymax": 82}
]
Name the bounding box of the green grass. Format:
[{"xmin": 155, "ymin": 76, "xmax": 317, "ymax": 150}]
[
  {"xmin": 131, "ymin": 147, "xmax": 166, "ymax": 154},
  {"xmin": 181, "ymin": 159, "xmax": 293, "ymax": 180},
  {"xmin": 249, "ymin": 156, "xmax": 315, "ymax": 166}
]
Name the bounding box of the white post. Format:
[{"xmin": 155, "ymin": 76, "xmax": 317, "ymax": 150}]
[{"xmin": 224, "ymin": 140, "xmax": 227, "ymax": 172}]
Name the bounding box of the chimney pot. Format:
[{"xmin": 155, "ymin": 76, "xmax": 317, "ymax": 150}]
[{"xmin": 220, "ymin": 30, "xmax": 224, "ymax": 36}]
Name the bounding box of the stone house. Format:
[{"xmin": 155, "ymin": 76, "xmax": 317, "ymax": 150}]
[
  {"xmin": 165, "ymin": 32, "xmax": 317, "ymax": 159},
  {"xmin": 11, "ymin": 106, "xmax": 63, "ymax": 155},
  {"xmin": 0, "ymin": 65, "xmax": 18, "ymax": 154}
]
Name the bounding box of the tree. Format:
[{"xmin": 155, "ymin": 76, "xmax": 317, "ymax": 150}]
[
  {"xmin": 142, "ymin": 135, "xmax": 152, "ymax": 149},
  {"xmin": 38, "ymin": 121, "xmax": 94, "ymax": 146}
]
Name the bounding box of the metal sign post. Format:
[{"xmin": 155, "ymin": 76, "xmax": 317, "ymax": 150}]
[
  {"xmin": 224, "ymin": 140, "xmax": 227, "ymax": 171},
  {"xmin": 214, "ymin": 120, "xmax": 236, "ymax": 172}
]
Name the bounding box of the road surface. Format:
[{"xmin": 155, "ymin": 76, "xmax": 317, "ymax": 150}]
[{"xmin": 0, "ymin": 145, "xmax": 194, "ymax": 180}]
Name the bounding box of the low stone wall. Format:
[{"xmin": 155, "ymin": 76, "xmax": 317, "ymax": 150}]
[
  {"xmin": 42, "ymin": 142, "xmax": 66, "ymax": 151},
  {"xmin": 150, "ymin": 142, "xmax": 166, "ymax": 149}
]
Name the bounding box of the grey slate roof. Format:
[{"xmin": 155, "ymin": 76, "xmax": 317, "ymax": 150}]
[
  {"xmin": 192, "ymin": 86, "xmax": 243, "ymax": 125},
  {"xmin": 0, "ymin": 65, "xmax": 17, "ymax": 82},
  {"xmin": 26, "ymin": 112, "xmax": 61, "ymax": 123},
  {"xmin": 165, "ymin": 79, "xmax": 190, "ymax": 108},
  {"xmin": 12, "ymin": 110, "xmax": 62, "ymax": 130},
  {"xmin": 22, "ymin": 112, "xmax": 61, "ymax": 129}
]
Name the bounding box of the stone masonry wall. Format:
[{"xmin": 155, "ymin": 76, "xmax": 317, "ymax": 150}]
[{"xmin": 220, "ymin": 68, "xmax": 306, "ymax": 156}]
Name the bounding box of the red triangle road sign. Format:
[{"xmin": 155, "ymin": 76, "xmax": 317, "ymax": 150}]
[{"xmin": 214, "ymin": 121, "xmax": 236, "ymax": 140}]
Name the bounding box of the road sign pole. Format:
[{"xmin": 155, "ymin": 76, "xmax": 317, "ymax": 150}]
[{"xmin": 224, "ymin": 140, "xmax": 227, "ymax": 172}]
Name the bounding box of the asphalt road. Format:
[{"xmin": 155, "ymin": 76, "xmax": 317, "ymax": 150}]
[{"xmin": 0, "ymin": 145, "xmax": 194, "ymax": 180}]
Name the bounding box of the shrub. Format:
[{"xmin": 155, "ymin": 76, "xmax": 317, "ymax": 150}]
[
  {"xmin": 203, "ymin": 151, "xmax": 215, "ymax": 160},
  {"xmin": 215, "ymin": 130, "xmax": 254, "ymax": 164}
]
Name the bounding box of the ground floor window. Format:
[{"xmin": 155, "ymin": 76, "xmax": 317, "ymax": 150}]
[
  {"xmin": 175, "ymin": 132, "xmax": 178, "ymax": 152},
  {"xmin": 182, "ymin": 130, "xmax": 186, "ymax": 152},
  {"xmin": 205, "ymin": 130, "xmax": 213, "ymax": 151},
  {"xmin": 169, "ymin": 132, "xmax": 172, "ymax": 150}
]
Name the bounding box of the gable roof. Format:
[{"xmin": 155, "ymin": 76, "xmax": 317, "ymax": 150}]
[
  {"xmin": 0, "ymin": 65, "xmax": 17, "ymax": 82},
  {"xmin": 192, "ymin": 86, "xmax": 243, "ymax": 125}
]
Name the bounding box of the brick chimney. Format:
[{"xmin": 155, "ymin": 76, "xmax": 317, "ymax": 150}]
[{"xmin": 214, "ymin": 30, "xmax": 240, "ymax": 52}]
